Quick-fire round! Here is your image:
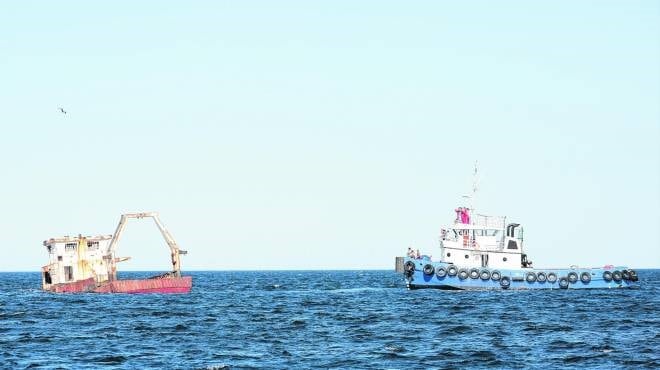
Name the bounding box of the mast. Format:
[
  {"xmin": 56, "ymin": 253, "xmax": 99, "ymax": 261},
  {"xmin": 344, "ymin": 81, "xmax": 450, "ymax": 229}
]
[
  {"xmin": 471, "ymin": 160, "xmax": 478, "ymax": 212},
  {"xmin": 462, "ymin": 161, "xmax": 479, "ymax": 224}
]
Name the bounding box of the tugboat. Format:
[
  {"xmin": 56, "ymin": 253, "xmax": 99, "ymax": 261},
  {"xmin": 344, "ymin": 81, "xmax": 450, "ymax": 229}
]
[
  {"xmin": 41, "ymin": 212, "xmax": 192, "ymax": 293},
  {"xmin": 397, "ymin": 167, "xmax": 639, "ymax": 290}
]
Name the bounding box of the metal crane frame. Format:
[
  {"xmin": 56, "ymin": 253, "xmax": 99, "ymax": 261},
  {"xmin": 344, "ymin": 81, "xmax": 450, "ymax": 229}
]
[{"xmin": 106, "ymin": 212, "xmax": 186, "ymax": 279}]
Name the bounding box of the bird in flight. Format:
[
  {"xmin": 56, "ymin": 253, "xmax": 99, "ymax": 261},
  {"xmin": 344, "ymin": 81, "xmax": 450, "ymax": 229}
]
[{"xmin": 58, "ymin": 107, "xmax": 67, "ymax": 114}]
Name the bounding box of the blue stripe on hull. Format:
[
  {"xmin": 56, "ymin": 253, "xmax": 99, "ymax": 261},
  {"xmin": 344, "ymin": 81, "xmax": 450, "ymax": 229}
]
[{"xmin": 403, "ymin": 259, "xmax": 639, "ymax": 290}]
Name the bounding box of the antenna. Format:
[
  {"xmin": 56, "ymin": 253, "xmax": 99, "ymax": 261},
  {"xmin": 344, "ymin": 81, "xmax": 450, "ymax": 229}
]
[
  {"xmin": 460, "ymin": 161, "xmax": 479, "ymax": 223},
  {"xmin": 472, "ymin": 161, "xmax": 479, "ymax": 199},
  {"xmin": 472, "ymin": 160, "xmax": 479, "ymax": 210}
]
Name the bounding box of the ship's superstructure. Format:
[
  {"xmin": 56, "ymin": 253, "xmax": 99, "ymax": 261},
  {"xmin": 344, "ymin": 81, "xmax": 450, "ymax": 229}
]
[
  {"xmin": 42, "ymin": 234, "xmax": 113, "ymax": 290},
  {"xmin": 439, "ymin": 213, "xmax": 530, "ymax": 270}
]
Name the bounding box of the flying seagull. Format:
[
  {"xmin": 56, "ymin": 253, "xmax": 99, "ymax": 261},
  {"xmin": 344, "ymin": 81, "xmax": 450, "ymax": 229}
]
[{"xmin": 58, "ymin": 107, "xmax": 67, "ymax": 114}]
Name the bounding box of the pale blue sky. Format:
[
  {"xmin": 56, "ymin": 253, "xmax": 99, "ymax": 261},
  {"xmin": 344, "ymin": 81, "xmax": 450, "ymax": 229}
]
[{"xmin": 1, "ymin": 1, "xmax": 658, "ymax": 271}]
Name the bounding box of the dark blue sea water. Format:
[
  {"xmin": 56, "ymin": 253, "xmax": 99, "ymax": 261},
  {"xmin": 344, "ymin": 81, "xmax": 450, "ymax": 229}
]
[{"xmin": 1, "ymin": 270, "xmax": 658, "ymax": 369}]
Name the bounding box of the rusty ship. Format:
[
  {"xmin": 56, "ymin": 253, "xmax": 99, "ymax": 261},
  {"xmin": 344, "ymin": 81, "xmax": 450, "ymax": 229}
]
[{"xmin": 41, "ymin": 212, "xmax": 192, "ymax": 293}]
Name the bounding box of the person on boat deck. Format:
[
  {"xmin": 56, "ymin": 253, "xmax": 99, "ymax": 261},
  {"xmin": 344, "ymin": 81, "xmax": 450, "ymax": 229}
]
[
  {"xmin": 454, "ymin": 207, "xmax": 471, "ymax": 224},
  {"xmin": 415, "ymin": 249, "xmax": 421, "ymax": 259},
  {"xmin": 407, "ymin": 247, "xmax": 415, "ymax": 258}
]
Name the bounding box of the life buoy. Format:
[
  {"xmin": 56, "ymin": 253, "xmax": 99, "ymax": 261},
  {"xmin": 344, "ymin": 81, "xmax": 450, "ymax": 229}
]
[
  {"xmin": 567, "ymin": 272, "xmax": 578, "ymax": 284},
  {"xmin": 436, "ymin": 267, "xmax": 447, "ymax": 278},
  {"xmin": 480, "ymin": 269, "xmax": 491, "ymax": 280},
  {"xmin": 490, "ymin": 270, "xmax": 501, "ymax": 281},
  {"xmin": 622, "ymin": 270, "xmax": 630, "ymax": 280},
  {"xmin": 536, "ymin": 272, "xmax": 547, "ymax": 283},
  {"xmin": 404, "ymin": 261, "xmax": 416, "ymax": 275},
  {"xmin": 559, "ymin": 277, "xmax": 569, "ymax": 289},
  {"xmin": 580, "ymin": 272, "xmax": 591, "ymax": 284},
  {"xmin": 547, "ymin": 272, "xmax": 558, "ymax": 283},
  {"xmin": 447, "ymin": 265, "xmax": 458, "ymax": 277},
  {"xmin": 500, "ymin": 276, "xmax": 511, "ymax": 289},
  {"xmin": 525, "ymin": 272, "xmax": 537, "ymax": 283},
  {"xmin": 458, "ymin": 268, "xmax": 469, "ymax": 280},
  {"xmin": 469, "ymin": 268, "xmax": 480, "ymax": 279},
  {"xmin": 602, "ymin": 271, "xmax": 612, "ymax": 282},
  {"xmin": 612, "ymin": 270, "xmax": 622, "ymax": 282}
]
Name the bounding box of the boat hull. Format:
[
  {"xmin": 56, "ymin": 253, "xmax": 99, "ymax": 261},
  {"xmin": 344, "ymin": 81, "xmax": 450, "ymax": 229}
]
[
  {"xmin": 403, "ymin": 258, "xmax": 639, "ymax": 290},
  {"xmin": 47, "ymin": 276, "xmax": 192, "ymax": 294}
]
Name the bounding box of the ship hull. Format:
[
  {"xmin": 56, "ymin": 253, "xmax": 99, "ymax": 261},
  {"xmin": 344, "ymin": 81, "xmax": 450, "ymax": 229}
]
[
  {"xmin": 47, "ymin": 276, "xmax": 192, "ymax": 294},
  {"xmin": 403, "ymin": 258, "xmax": 639, "ymax": 290}
]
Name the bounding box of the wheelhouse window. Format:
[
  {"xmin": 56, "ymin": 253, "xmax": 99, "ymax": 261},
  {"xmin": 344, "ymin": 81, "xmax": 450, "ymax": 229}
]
[
  {"xmin": 64, "ymin": 266, "xmax": 73, "ymax": 281},
  {"xmin": 87, "ymin": 241, "xmax": 99, "ymax": 250},
  {"xmin": 65, "ymin": 243, "xmax": 77, "ymax": 251}
]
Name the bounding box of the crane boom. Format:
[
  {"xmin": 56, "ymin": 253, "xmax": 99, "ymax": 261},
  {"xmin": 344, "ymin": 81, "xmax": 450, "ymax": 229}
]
[{"xmin": 106, "ymin": 212, "xmax": 185, "ymax": 279}]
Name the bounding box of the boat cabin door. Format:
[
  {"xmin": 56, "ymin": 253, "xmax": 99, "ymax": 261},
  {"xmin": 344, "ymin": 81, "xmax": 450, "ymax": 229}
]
[{"xmin": 481, "ymin": 254, "xmax": 489, "ymax": 267}]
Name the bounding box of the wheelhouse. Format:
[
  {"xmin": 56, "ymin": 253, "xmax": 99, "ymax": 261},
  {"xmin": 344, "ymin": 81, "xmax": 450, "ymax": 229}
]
[{"xmin": 439, "ymin": 213, "xmax": 530, "ymax": 269}]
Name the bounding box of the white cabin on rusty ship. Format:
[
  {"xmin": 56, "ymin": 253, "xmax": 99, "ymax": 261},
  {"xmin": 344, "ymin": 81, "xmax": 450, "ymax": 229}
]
[{"xmin": 41, "ymin": 234, "xmax": 115, "ymax": 290}]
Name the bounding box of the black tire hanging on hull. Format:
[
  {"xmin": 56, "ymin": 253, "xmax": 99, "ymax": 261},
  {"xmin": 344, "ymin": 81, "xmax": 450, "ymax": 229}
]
[
  {"xmin": 622, "ymin": 270, "xmax": 630, "ymax": 281},
  {"xmin": 537, "ymin": 272, "xmax": 547, "ymax": 283},
  {"xmin": 525, "ymin": 272, "xmax": 537, "ymax": 283},
  {"xmin": 629, "ymin": 270, "xmax": 638, "ymax": 282},
  {"xmin": 500, "ymin": 276, "xmax": 511, "ymax": 289},
  {"xmin": 404, "ymin": 261, "xmax": 416, "ymax": 276},
  {"xmin": 423, "ymin": 264, "xmax": 435, "ymax": 276}
]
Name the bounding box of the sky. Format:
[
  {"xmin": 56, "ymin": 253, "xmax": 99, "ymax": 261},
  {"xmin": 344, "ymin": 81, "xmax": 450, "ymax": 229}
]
[{"xmin": 1, "ymin": 1, "xmax": 658, "ymax": 271}]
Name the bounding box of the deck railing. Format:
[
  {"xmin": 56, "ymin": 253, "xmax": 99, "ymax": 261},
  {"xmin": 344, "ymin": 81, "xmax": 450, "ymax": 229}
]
[{"xmin": 472, "ymin": 214, "xmax": 506, "ymax": 229}]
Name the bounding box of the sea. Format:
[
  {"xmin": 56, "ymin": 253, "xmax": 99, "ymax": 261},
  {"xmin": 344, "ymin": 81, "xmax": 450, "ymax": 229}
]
[{"xmin": 1, "ymin": 270, "xmax": 658, "ymax": 369}]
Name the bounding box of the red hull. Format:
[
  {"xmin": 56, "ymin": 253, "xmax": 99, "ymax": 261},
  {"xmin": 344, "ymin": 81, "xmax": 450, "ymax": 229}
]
[{"xmin": 48, "ymin": 276, "xmax": 192, "ymax": 294}]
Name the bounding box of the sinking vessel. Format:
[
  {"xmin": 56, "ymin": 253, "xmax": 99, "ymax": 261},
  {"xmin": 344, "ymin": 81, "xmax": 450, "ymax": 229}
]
[
  {"xmin": 41, "ymin": 212, "xmax": 192, "ymax": 293},
  {"xmin": 397, "ymin": 167, "xmax": 639, "ymax": 290}
]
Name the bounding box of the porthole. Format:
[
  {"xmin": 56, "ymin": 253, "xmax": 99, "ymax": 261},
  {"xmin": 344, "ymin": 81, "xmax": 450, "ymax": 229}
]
[
  {"xmin": 447, "ymin": 253, "xmax": 451, "ymax": 257},
  {"xmin": 465, "ymin": 255, "xmax": 469, "ymax": 259},
  {"xmin": 503, "ymin": 257, "xmax": 508, "ymax": 262}
]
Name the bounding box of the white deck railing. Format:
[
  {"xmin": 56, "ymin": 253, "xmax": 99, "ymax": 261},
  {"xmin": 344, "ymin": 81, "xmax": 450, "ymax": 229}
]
[{"xmin": 472, "ymin": 214, "xmax": 506, "ymax": 229}]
